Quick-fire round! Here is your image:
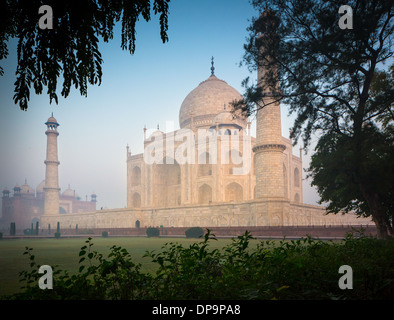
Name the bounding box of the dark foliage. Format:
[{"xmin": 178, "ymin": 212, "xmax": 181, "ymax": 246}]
[
  {"xmin": 4, "ymin": 229, "xmax": 394, "ymax": 300},
  {"xmin": 185, "ymin": 227, "xmax": 204, "ymax": 238},
  {"xmin": 146, "ymin": 227, "xmax": 160, "ymax": 237},
  {"xmin": 234, "ymin": 0, "xmax": 393, "ymax": 238},
  {"xmin": 0, "ymin": 0, "xmax": 171, "ymax": 110}
]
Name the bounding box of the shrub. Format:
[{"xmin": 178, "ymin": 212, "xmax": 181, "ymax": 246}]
[
  {"xmin": 185, "ymin": 227, "xmax": 204, "ymax": 238},
  {"xmin": 0, "ymin": 232, "xmax": 3, "ymax": 240},
  {"xmin": 54, "ymin": 232, "xmax": 61, "ymax": 239},
  {"xmin": 146, "ymin": 227, "xmax": 160, "ymax": 237},
  {"xmin": 7, "ymin": 229, "xmax": 394, "ymax": 300},
  {"xmin": 102, "ymin": 231, "xmax": 108, "ymax": 238}
]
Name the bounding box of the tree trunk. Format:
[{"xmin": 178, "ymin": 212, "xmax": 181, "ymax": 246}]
[
  {"xmin": 360, "ymin": 187, "xmax": 389, "ymax": 239},
  {"xmin": 373, "ymin": 213, "xmax": 389, "ymax": 240}
]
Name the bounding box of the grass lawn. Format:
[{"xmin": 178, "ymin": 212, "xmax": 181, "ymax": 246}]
[{"xmin": 0, "ymin": 236, "xmax": 261, "ymax": 297}]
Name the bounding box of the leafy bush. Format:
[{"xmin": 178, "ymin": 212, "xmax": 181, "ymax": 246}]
[
  {"xmin": 54, "ymin": 232, "xmax": 61, "ymax": 239},
  {"xmin": 185, "ymin": 227, "xmax": 204, "ymax": 238},
  {"xmin": 5, "ymin": 229, "xmax": 394, "ymax": 300},
  {"xmin": 0, "ymin": 232, "xmax": 3, "ymax": 240},
  {"xmin": 146, "ymin": 227, "xmax": 160, "ymax": 238},
  {"xmin": 102, "ymin": 231, "xmax": 108, "ymax": 238}
]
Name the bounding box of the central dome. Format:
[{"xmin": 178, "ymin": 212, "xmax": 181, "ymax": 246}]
[{"xmin": 179, "ymin": 75, "xmax": 244, "ymax": 129}]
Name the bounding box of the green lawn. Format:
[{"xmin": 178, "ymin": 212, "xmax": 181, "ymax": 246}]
[{"xmin": 0, "ymin": 236, "xmax": 256, "ymax": 297}]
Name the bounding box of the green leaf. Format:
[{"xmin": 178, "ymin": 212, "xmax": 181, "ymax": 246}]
[{"xmin": 276, "ymin": 285, "xmax": 290, "ymax": 293}]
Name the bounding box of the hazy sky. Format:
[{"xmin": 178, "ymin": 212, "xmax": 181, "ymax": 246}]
[{"xmin": 0, "ymin": 0, "xmax": 321, "ymax": 213}]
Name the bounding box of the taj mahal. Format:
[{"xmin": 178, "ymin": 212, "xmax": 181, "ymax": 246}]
[
  {"xmin": 37, "ymin": 72, "xmax": 369, "ymax": 230},
  {"xmin": 2, "ymin": 13, "xmax": 371, "ymax": 232}
]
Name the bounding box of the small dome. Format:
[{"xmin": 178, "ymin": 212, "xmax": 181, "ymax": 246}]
[
  {"xmin": 45, "ymin": 114, "xmax": 59, "ymax": 126},
  {"xmin": 212, "ymin": 110, "xmax": 245, "ymax": 127},
  {"xmin": 21, "ymin": 182, "xmax": 34, "ymax": 194},
  {"xmin": 179, "ymin": 75, "xmax": 245, "ymax": 129},
  {"xmin": 148, "ymin": 130, "xmax": 164, "ymax": 140},
  {"xmin": 63, "ymin": 187, "xmax": 75, "ymax": 197}
]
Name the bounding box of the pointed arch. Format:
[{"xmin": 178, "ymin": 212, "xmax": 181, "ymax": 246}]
[
  {"xmin": 294, "ymin": 167, "xmax": 300, "ymax": 187},
  {"xmin": 225, "ymin": 182, "xmax": 243, "ymax": 202},
  {"xmin": 131, "ymin": 166, "xmax": 141, "ymax": 186},
  {"xmin": 155, "ymin": 158, "xmax": 181, "ymax": 206},
  {"xmin": 132, "ymin": 192, "xmax": 141, "ymax": 208},
  {"xmin": 156, "ymin": 158, "xmax": 181, "ymax": 186},
  {"xmin": 283, "ymin": 163, "xmax": 288, "ymax": 199}
]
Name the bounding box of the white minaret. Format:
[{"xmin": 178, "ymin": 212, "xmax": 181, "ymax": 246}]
[
  {"xmin": 253, "ymin": 10, "xmax": 286, "ymax": 200},
  {"xmin": 43, "ymin": 114, "xmax": 60, "ymax": 215}
]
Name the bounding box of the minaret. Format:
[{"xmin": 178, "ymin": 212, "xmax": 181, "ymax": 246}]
[
  {"xmin": 43, "ymin": 114, "xmax": 60, "ymax": 215},
  {"xmin": 253, "ymin": 10, "xmax": 286, "ymax": 199}
]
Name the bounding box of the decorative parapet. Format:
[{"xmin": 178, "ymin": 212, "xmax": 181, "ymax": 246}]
[
  {"xmin": 253, "ymin": 143, "xmax": 286, "ymax": 153},
  {"xmin": 44, "ymin": 160, "xmax": 60, "ymax": 165}
]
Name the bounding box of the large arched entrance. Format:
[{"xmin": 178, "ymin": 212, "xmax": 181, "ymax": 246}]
[{"xmin": 155, "ymin": 159, "xmax": 181, "ymax": 207}]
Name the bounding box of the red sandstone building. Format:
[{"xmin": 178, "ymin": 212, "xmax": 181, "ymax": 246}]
[{"xmin": 1, "ymin": 181, "xmax": 96, "ymax": 230}]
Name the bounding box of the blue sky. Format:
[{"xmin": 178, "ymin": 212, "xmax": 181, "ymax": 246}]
[{"xmin": 0, "ymin": 0, "xmax": 320, "ymax": 211}]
